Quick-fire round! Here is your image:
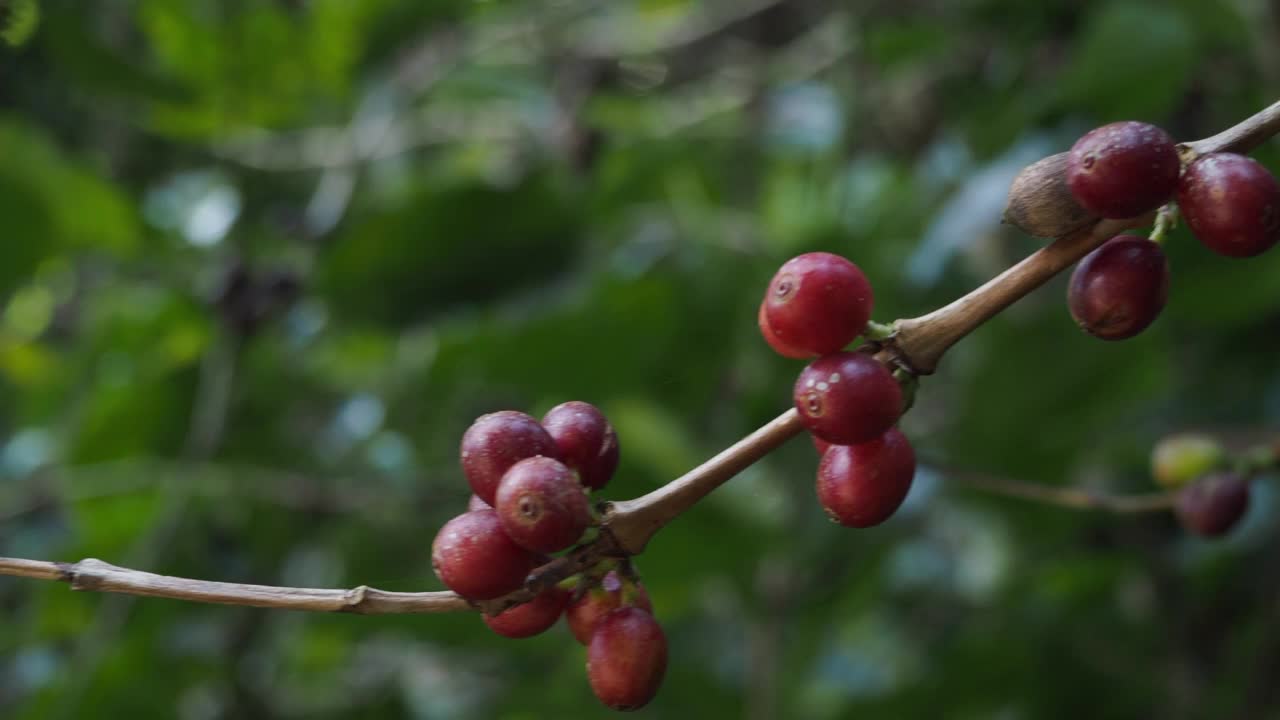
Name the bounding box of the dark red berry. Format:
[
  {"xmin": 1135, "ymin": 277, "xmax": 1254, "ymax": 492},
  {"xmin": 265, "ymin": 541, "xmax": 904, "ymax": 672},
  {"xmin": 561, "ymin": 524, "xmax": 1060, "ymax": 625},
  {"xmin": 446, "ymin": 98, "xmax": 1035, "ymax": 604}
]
[
  {"xmin": 812, "ymin": 435, "xmax": 832, "ymax": 455},
  {"xmin": 467, "ymin": 494, "xmax": 491, "ymax": 511},
  {"xmin": 431, "ymin": 509, "xmax": 536, "ymax": 600},
  {"xmin": 541, "ymin": 401, "xmax": 620, "ymax": 491},
  {"xmin": 1178, "ymin": 152, "xmax": 1280, "ymax": 258},
  {"xmin": 758, "ymin": 301, "xmax": 811, "ymax": 359},
  {"xmin": 1176, "ymin": 472, "xmax": 1250, "ymax": 537},
  {"xmin": 587, "ymin": 607, "xmax": 668, "ymax": 711},
  {"xmin": 495, "ymin": 456, "xmax": 593, "ymax": 553},
  {"xmin": 482, "ymin": 586, "xmax": 571, "ymax": 639},
  {"xmin": 1066, "ymin": 121, "xmax": 1179, "ymax": 218},
  {"xmin": 1067, "ymin": 234, "xmax": 1169, "ymax": 340},
  {"xmin": 794, "ymin": 352, "xmax": 901, "ymax": 445},
  {"xmin": 567, "ymin": 571, "xmax": 652, "ymax": 645},
  {"xmin": 761, "ymin": 252, "xmax": 873, "ymax": 357},
  {"xmin": 461, "ymin": 411, "xmax": 560, "ymax": 505},
  {"xmin": 816, "ymin": 427, "xmax": 916, "ymax": 528}
]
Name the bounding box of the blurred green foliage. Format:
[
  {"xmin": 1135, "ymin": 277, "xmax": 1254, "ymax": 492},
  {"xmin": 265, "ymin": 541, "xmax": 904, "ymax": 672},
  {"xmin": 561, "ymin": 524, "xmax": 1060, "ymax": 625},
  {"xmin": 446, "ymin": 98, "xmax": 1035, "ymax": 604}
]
[{"xmin": 1, "ymin": 1, "xmax": 1279, "ymax": 718}]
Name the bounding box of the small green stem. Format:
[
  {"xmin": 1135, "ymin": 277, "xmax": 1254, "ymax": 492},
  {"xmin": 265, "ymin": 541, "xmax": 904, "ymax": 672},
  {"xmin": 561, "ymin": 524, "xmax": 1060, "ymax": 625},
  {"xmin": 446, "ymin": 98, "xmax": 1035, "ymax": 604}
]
[
  {"xmin": 864, "ymin": 320, "xmax": 897, "ymax": 342},
  {"xmin": 1148, "ymin": 203, "xmax": 1179, "ymax": 244},
  {"xmin": 894, "ymin": 367, "xmax": 919, "ymax": 414},
  {"xmin": 1234, "ymin": 444, "xmax": 1278, "ymax": 476},
  {"xmin": 577, "ymin": 525, "xmax": 601, "ymax": 545}
]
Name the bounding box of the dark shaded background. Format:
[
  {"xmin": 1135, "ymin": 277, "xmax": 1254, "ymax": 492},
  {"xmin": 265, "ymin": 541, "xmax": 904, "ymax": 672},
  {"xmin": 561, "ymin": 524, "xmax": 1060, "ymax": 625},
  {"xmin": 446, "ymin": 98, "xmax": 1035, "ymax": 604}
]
[{"xmin": 1, "ymin": 1, "xmax": 1279, "ymax": 718}]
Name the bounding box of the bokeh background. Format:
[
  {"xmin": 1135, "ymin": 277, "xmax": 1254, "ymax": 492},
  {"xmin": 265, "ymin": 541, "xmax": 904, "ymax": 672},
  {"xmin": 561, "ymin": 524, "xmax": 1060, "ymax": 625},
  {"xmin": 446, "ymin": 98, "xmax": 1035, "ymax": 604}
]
[{"xmin": 1, "ymin": 1, "xmax": 1279, "ymax": 718}]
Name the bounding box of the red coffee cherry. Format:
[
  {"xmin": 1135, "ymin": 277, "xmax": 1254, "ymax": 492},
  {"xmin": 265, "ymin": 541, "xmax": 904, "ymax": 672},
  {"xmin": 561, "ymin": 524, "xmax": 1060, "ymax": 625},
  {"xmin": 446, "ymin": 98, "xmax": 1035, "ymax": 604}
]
[
  {"xmin": 793, "ymin": 352, "xmax": 901, "ymax": 445},
  {"xmin": 1176, "ymin": 472, "xmax": 1250, "ymax": 537},
  {"xmin": 566, "ymin": 570, "xmax": 652, "ymax": 645},
  {"xmin": 482, "ymin": 586, "xmax": 571, "ymax": 639},
  {"xmin": 541, "ymin": 401, "xmax": 620, "ymax": 491},
  {"xmin": 1177, "ymin": 152, "xmax": 1280, "ymax": 258},
  {"xmin": 495, "ymin": 456, "xmax": 593, "ymax": 553},
  {"xmin": 760, "ymin": 252, "xmax": 874, "ymax": 357},
  {"xmin": 431, "ymin": 509, "xmax": 536, "ymax": 600},
  {"xmin": 816, "ymin": 427, "xmax": 916, "ymax": 528},
  {"xmin": 757, "ymin": 301, "xmax": 812, "ymax": 359},
  {"xmin": 587, "ymin": 607, "xmax": 668, "ymax": 712},
  {"xmin": 1067, "ymin": 234, "xmax": 1169, "ymax": 340},
  {"xmin": 467, "ymin": 494, "xmax": 491, "ymax": 512},
  {"xmin": 461, "ymin": 411, "xmax": 560, "ymax": 505},
  {"xmin": 1066, "ymin": 121, "xmax": 1179, "ymax": 218}
]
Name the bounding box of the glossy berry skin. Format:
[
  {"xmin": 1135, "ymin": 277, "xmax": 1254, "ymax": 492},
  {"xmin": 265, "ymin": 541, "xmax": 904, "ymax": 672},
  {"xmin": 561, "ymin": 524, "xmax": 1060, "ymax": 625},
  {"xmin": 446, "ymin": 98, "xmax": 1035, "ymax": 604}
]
[
  {"xmin": 816, "ymin": 427, "xmax": 916, "ymax": 528},
  {"xmin": 467, "ymin": 494, "xmax": 491, "ymax": 511},
  {"xmin": 482, "ymin": 586, "xmax": 571, "ymax": 639},
  {"xmin": 758, "ymin": 301, "xmax": 811, "ymax": 359},
  {"xmin": 1066, "ymin": 121, "xmax": 1179, "ymax": 219},
  {"xmin": 541, "ymin": 401, "xmax": 620, "ymax": 491},
  {"xmin": 760, "ymin": 252, "xmax": 873, "ymax": 357},
  {"xmin": 432, "ymin": 510, "xmax": 536, "ymax": 600},
  {"xmin": 1067, "ymin": 235, "xmax": 1169, "ymax": 340},
  {"xmin": 461, "ymin": 411, "xmax": 560, "ymax": 505},
  {"xmin": 1176, "ymin": 472, "xmax": 1250, "ymax": 537},
  {"xmin": 793, "ymin": 352, "xmax": 901, "ymax": 445},
  {"xmin": 1151, "ymin": 433, "xmax": 1225, "ymax": 489},
  {"xmin": 567, "ymin": 571, "xmax": 652, "ymax": 645},
  {"xmin": 587, "ymin": 607, "xmax": 668, "ymax": 712},
  {"xmin": 1178, "ymin": 153, "xmax": 1280, "ymax": 258},
  {"xmin": 495, "ymin": 456, "xmax": 593, "ymax": 553}
]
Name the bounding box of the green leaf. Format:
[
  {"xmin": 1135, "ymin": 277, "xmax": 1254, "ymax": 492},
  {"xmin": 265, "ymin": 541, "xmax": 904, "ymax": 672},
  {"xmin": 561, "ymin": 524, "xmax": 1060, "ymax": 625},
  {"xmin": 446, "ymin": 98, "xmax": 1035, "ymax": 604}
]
[{"xmin": 1056, "ymin": 2, "xmax": 1198, "ymax": 119}]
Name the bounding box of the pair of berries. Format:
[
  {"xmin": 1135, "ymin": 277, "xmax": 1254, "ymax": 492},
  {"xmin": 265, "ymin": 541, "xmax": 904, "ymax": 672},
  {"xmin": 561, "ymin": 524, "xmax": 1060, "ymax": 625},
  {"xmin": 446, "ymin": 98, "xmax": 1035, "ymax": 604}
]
[
  {"xmin": 1151, "ymin": 433, "xmax": 1252, "ymax": 538},
  {"xmin": 481, "ymin": 568, "xmax": 665, "ymax": 711}
]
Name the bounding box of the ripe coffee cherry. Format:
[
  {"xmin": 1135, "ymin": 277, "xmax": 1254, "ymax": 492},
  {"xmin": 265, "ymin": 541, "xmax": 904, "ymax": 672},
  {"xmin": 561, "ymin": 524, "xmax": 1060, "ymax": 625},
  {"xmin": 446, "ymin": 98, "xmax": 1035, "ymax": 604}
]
[
  {"xmin": 587, "ymin": 607, "xmax": 668, "ymax": 711},
  {"xmin": 567, "ymin": 571, "xmax": 652, "ymax": 645},
  {"xmin": 432, "ymin": 509, "xmax": 536, "ymax": 600},
  {"xmin": 461, "ymin": 411, "xmax": 560, "ymax": 505},
  {"xmin": 794, "ymin": 352, "xmax": 901, "ymax": 445},
  {"xmin": 1178, "ymin": 153, "xmax": 1280, "ymax": 258},
  {"xmin": 760, "ymin": 252, "xmax": 873, "ymax": 357},
  {"xmin": 495, "ymin": 456, "xmax": 593, "ymax": 553},
  {"xmin": 541, "ymin": 401, "xmax": 620, "ymax": 491},
  {"xmin": 1067, "ymin": 234, "xmax": 1169, "ymax": 340},
  {"xmin": 758, "ymin": 301, "xmax": 811, "ymax": 359},
  {"xmin": 1176, "ymin": 472, "xmax": 1250, "ymax": 537},
  {"xmin": 482, "ymin": 586, "xmax": 571, "ymax": 639},
  {"xmin": 467, "ymin": 494, "xmax": 491, "ymax": 511},
  {"xmin": 1066, "ymin": 121, "xmax": 1179, "ymax": 219},
  {"xmin": 1151, "ymin": 433, "xmax": 1225, "ymax": 489},
  {"xmin": 816, "ymin": 427, "xmax": 916, "ymax": 528}
]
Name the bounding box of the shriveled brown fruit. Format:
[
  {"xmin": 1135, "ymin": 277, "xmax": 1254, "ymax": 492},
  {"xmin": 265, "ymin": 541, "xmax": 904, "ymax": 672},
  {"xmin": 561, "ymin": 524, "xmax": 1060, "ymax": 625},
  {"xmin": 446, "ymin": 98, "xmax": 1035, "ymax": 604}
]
[{"xmin": 1003, "ymin": 152, "xmax": 1097, "ymax": 238}]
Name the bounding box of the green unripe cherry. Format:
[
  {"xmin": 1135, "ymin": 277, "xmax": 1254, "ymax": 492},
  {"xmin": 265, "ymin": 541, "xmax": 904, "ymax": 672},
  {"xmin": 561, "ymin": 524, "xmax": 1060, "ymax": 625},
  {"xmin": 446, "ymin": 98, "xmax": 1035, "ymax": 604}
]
[{"xmin": 1151, "ymin": 433, "xmax": 1225, "ymax": 489}]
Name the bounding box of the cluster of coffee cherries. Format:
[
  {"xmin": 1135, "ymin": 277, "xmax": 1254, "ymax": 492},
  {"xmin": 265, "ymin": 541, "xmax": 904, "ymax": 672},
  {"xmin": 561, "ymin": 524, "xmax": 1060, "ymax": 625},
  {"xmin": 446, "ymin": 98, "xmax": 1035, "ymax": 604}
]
[
  {"xmin": 1151, "ymin": 432, "xmax": 1264, "ymax": 537},
  {"xmin": 1063, "ymin": 120, "xmax": 1280, "ymax": 340},
  {"xmin": 758, "ymin": 252, "xmax": 916, "ymax": 527},
  {"xmin": 430, "ymin": 403, "xmax": 666, "ymax": 711}
]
